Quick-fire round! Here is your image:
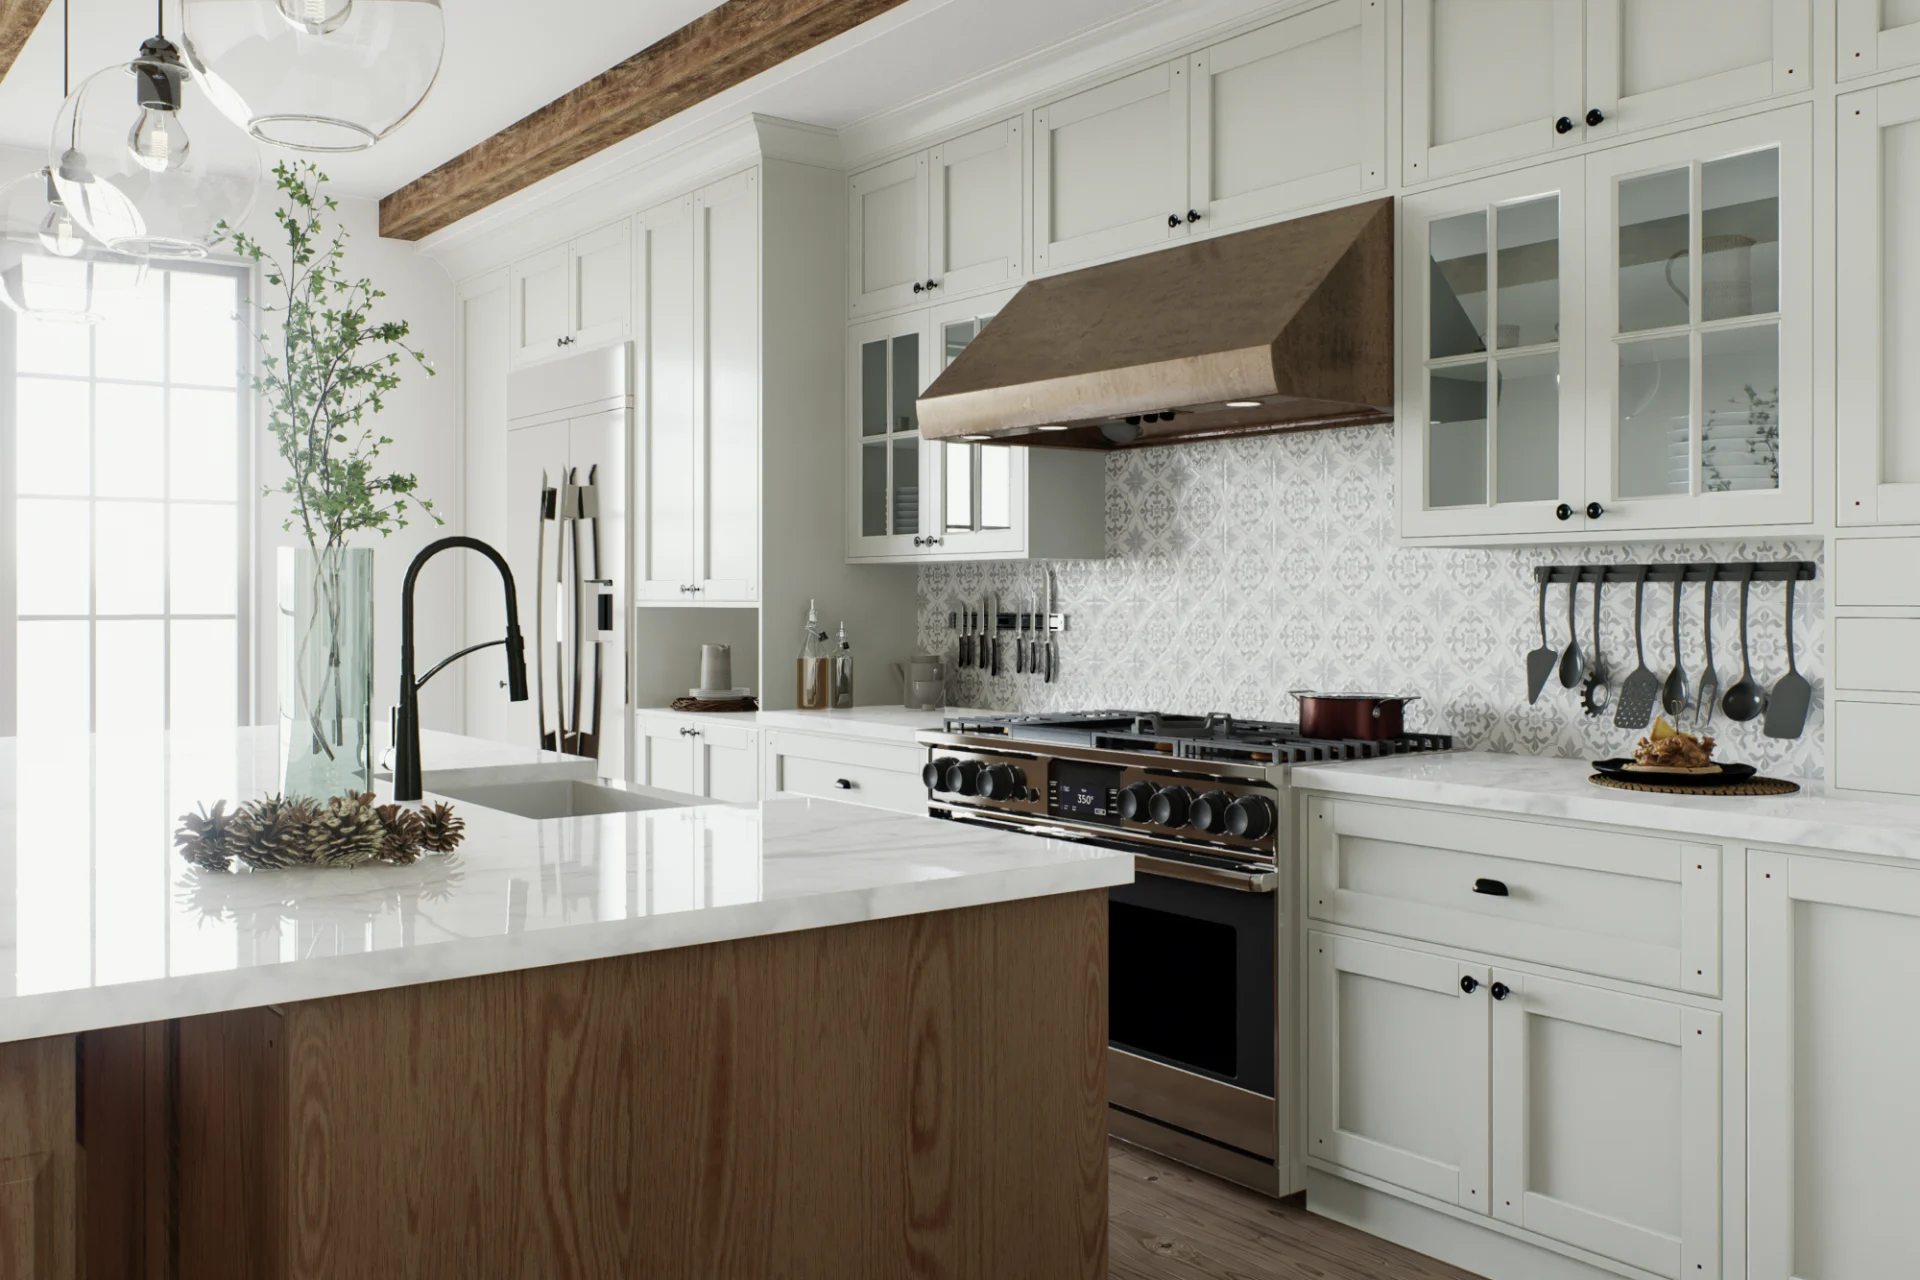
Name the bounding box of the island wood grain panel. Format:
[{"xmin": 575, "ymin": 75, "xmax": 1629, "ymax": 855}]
[
  {"xmin": 0, "ymin": 0, "xmax": 52, "ymax": 86},
  {"xmin": 172, "ymin": 889, "xmax": 1106, "ymax": 1279},
  {"xmin": 75, "ymin": 1023, "xmax": 176, "ymax": 1280},
  {"xmin": 378, "ymin": 0, "xmax": 913, "ymax": 241},
  {"xmin": 0, "ymin": 1035, "xmax": 77, "ymax": 1280}
]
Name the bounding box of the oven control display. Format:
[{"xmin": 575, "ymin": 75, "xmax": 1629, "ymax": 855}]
[{"xmin": 1048, "ymin": 759, "xmax": 1121, "ymax": 824}]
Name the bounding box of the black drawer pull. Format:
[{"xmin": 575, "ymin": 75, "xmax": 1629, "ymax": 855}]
[
  {"xmin": 1460, "ymin": 976, "xmax": 1479, "ymax": 994},
  {"xmin": 834, "ymin": 778, "xmax": 854, "ymax": 790},
  {"xmin": 1473, "ymin": 878, "xmax": 1510, "ymax": 897},
  {"xmin": 1490, "ymin": 981, "xmax": 1511, "ymax": 1001}
]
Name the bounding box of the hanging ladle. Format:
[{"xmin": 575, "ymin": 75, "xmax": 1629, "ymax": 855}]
[{"xmin": 1720, "ymin": 569, "xmax": 1768, "ymax": 723}]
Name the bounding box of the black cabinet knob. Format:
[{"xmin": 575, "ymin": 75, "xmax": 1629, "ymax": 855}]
[
  {"xmin": 1460, "ymin": 976, "xmax": 1480, "ymax": 994},
  {"xmin": 1118, "ymin": 782, "xmax": 1156, "ymax": 822},
  {"xmin": 912, "ymin": 282, "xmax": 925, "ymax": 293},
  {"xmin": 1586, "ymin": 501, "xmax": 1605, "ymax": 520},
  {"xmin": 1586, "ymin": 108, "xmax": 1605, "ymax": 127},
  {"xmin": 1225, "ymin": 795, "xmax": 1275, "ymax": 840},
  {"xmin": 925, "ymin": 279, "xmax": 940, "ymax": 291},
  {"xmin": 1490, "ymin": 981, "xmax": 1512, "ymax": 1001},
  {"xmin": 923, "ymin": 757, "xmax": 957, "ymax": 790},
  {"xmin": 1190, "ymin": 791, "xmax": 1232, "ymax": 834},
  {"xmin": 1473, "ymin": 877, "xmax": 1510, "ymax": 897},
  {"xmin": 834, "ymin": 778, "xmax": 853, "ymax": 790},
  {"xmin": 1556, "ymin": 503, "xmax": 1575, "ymax": 521},
  {"xmin": 1554, "ymin": 116, "xmax": 1574, "ymax": 134},
  {"xmin": 1168, "ymin": 214, "xmax": 1183, "ymax": 228},
  {"xmin": 1186, "ymin": 209, "xmax": 1201, "ymax": 223},
  {"xmin": 1148, "ymin": 786, "xmax": 1193, "ymax": 828}
]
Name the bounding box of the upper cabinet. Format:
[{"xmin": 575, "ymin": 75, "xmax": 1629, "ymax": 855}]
[
  {"xmin": 1401, "ymin": 108, "xmax": 1812, "ymax": 542},
  {"xmin": 509, "ymin": 220, "xmax": 633, "ymax": 368},
  {"xmin": 1839, "ymin": 0, "xmax": 1920, "ymax": 79},
  {"xmin": 1404, "ymin": 0, "xmax": 1809, "ymax": 188},
  {"xmin": 845, "ymin": 287, "xmax": 1104, "ymax": 564},
  {"xmin": 1838, "ymin": 77, "xmax": 1920, "ymax": 525},
  {"xmin": 1034, "ymin": 0, "xmax": 1385, "ymax": 274},
  {"xmin": 848, "ymin": 118, "xmax": 1023, "ymax": 317},
  {"xmin": 634, "ymin": 171, "xmax": 761, "ymax": 603}
]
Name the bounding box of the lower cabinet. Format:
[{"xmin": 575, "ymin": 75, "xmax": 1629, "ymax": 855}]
[
  {"xmin": 1749, "ymin": 852, "xmax": 1920, "ymax": 1278},
  {"xmin": 0, "ymin": 1036, "xmax": 77, "ymax": 1280},
  {"xmin": 633, "ymin": 713, "xmax": 759, "ymax": 803},
  {"xmin": 1308, "ymin": 929, "xmax": 1723, "ymax": 1280},
  {"xmin": 762, "ymin": 729, "xmax": 927, "ymax": 813}
]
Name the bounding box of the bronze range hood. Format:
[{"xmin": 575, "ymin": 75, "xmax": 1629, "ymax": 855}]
[{"xmin": 917, "ymin": 197, "xmax": 1394, "ymax": 449}]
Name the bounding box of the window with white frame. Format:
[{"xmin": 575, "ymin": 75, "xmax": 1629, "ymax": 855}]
[{"xmin": 4, "ymin": 261, "xmax": 250, "ymax": 736}]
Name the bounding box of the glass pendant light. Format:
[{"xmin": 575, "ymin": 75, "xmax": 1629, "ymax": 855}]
[
  {"xmin": 0, "ymin": 0, "xmax": 148, "ymax": 323},
  {"xmin": 180, "ymin": 0, "xmax": 444, "ymax": 152},
  {"xmin": 50, "ymin": 0, "xmax": 261, "ymax": 260}
]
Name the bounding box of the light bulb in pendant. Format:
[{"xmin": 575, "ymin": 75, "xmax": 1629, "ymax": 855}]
[
  {"xmin": 36, "ymin": 173, "xmax": 84, "ymax": 257},
  {"xmin": 277, "ymin": 0, "xmax": 353, "ymax": 36},
  {"xmin": 127, "ymin": 107, "xmax": 189, "ymax": 172}
]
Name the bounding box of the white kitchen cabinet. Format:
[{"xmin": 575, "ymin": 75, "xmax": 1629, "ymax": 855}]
[
  {"xmin": 1839, "ymin": 0, "xmax": 1920, "ymax": 78},
  {"xmin": 1401, "ymin": 108, "xmax": 1812, "ymax": 542},
  {"xmin": 634, "ymin": 171, "xmax": 760, "ymax": 603},
  {"xmin": 1489, "ymin": 970, "xmax": 1721, "ymax": 1280},
  {"xmin": 635, "ymin": 712, "xmax": 759, "ymax": 802},
  {"xmin": 1838, "ymin": 78, "xmax": 1920, "ymax": 525},
  {"xmin": 1750, "ymin": 852, "xmax": 1920, "ymax": 1278},
  {"xmin": 1403, "ymin": 0, "xmax": 1583, "ymax": 186},
  {"xmin": 845, "ymin": 289, "xmax": 1106, "ymax": 564},
  {"xmin": 762, "ymin": 728, "xmax": 926, "ymax": 813},
  {"xmin": 849, "ymin": 118, "xmax": 1023, "ymax": 319},
  {"xmin": 1187, "ymin": 0, "xmax": 1386, "ymax": 231},
  {"xmin": 1033, "ymin": 61, "xmax": 1191, "ymax": 272},
  {"xmin": 509, "ymin": 220, "xmax": 633, "ymax": 368},
  {"xmin": 1307, "ymin": 931, "xmax": 1492, "ymax": 1213},
  {"xmin": 1403, "ymin": 0, "xmax": 1807, "ymax": 188}
]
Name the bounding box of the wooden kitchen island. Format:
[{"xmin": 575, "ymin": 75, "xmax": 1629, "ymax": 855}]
[{"xmin": 0, "ymin": 732, "xmax": 1127, "ymax": 1279}]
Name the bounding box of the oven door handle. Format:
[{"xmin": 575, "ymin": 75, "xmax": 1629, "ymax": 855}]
[{"xmin": 1134, "ymin": 852, "xmax": 1277, "ymax": 894}]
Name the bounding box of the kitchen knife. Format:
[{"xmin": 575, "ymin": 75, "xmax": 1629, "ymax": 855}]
[
  {"xmin": 1044, "ymin": 568, "xmax": 1057, "ymax": 684},
  {"xmin": 1016, "ymin": 610, "xmax": 1027, "ymax": 674},
  {"xmin": 990, "ymin": 592, "xmax": 1001, "ymax": 677}
]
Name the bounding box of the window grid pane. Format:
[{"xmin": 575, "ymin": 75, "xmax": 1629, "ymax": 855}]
[{"xmin": 11, "ymin": 264, "xmax": 248, "ymax": 735}]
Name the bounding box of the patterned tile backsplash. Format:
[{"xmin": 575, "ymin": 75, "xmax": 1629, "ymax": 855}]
[{"xmin": 916, "ymin": 424, "xmax": 1827, "ymax": 780}]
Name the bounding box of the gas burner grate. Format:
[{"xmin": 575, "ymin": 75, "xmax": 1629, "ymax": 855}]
[{"xmin": 941, "ymin": 710, "xmax": 1452, "ymax": 761}]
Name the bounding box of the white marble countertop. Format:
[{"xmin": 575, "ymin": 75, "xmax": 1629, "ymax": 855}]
[
  {"xmin": 0, "ymin": 730, "xmax": 1130, "ymax": 1044},
  {"xmin": 1293, "ymin": 752, "xmax": 1920, "ymax": 862},
  {"xmin": 638, "ymin": 705, "xmax": 976, "ymax": 746}
]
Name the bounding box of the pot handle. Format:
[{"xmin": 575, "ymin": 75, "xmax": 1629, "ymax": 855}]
[{"xmin": 1371, "ymin": 695, "xmax": 1422, "ymax": 719}]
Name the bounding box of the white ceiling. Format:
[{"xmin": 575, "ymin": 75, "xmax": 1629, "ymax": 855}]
[{"xmin": 0, "ymin": 0, "xmax": 1173, "ymax": 202}]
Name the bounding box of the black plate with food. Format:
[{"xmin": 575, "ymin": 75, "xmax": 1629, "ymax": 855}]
[{"xmin": 1591, "ymin": 758, "xmax": 1758, "ymax": 787}]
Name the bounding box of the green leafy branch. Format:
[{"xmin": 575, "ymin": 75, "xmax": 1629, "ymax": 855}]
[{"xmin": 217, "ymin": 160, "xmax": 439, "ymax": 553}]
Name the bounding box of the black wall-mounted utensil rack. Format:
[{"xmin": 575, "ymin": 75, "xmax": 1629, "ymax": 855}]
[
  {"xmin": 1532, "ymin": 561, "xmax": 1816, "ymax": 586},
  {"xmin": 946, "ymin": 611, "xmax": 1068, "ymax": 632}
]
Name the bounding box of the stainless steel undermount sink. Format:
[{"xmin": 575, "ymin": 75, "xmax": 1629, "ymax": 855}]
[{"xmin": 428, "ymin": 777, "xmax": 694, "ymax": 821}]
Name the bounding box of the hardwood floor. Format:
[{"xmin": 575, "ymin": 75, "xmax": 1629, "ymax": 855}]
[{"xmin": 1108, "ymin": 1141, "xmax": 1487, "ymax": 1280}]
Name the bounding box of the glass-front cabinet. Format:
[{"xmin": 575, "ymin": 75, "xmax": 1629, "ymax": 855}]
[
  {"xmin": 1400, "ymin": 108, "xmax": 1811, "ymax": 542},
  {"xmin": 847, "ymin": 312, "xmax": 930, "ymax": 559}
]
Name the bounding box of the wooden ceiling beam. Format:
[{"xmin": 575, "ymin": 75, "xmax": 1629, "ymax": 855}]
[
  {"xmin": 379, "ymin": 0, "xmax": 913, "ymax": 242},
  {"xmin": 0, "ymin": 0, "xmax": 54, "ymax": 87}
]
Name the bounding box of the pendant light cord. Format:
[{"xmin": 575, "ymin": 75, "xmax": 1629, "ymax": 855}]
[
  {"xmin": 60, "ymin": 0, "xmax": 66, "ymax": 95},
  {"xmin": 156, "ymin": 0, "xmax": 164, "ymax": 40}
]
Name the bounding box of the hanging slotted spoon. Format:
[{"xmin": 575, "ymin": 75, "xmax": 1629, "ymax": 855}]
[
  {"xmin": 1615, "ymin": 575, "xmax": 1662, "ymax": 729},
  {"xmin": 1721, "ymin": 573, "xmax": 1768, "ymax": 723},
  {"xmin": 1526, "ymin": 575, "xmax": 1557, "ymax": 705},
  {"xmin": 1660, "ymin": 578, "xmax": 1688, "ymax": 718},
  {"xmin": 1558, "ymin": 578, "xmax": 1582, "ymax": 689},
  {"xmin": 1764, "ymin": 576, "xmax": 1812, "ymax": 739},
  {"xmin": 1692, "ymin": 579, "xmax": 1719, "ymax": 731}
]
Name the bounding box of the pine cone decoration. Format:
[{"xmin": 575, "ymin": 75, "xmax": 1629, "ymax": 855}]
[
  {"xmin": 230, "ymin": 795, "xmax": 323, "ymax": 870},
  {"xmin": 374, "ymin": 803, "xmax": 426, "ymax": 865},
  {"xmin": 418, "ymin": 801, "xmax": 466, "ymax": 854},
  {"xmin": 310, "ymin": 792, "xmax": 386, "ymax": 868},
  {"xmin": 175, "ymin": 801, "xmax": 239, "ymax": 873}
]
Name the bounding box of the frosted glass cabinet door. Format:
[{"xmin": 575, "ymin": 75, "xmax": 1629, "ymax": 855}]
[
  {"xmin": 1188, "ymin": 0, "xmax": 1386, "ymax": 231},
  {"xmin": 1837, "ymin": 78, "xmax": 1920, "ymax": 524},
  {"xmin": 1838, "ymin": 0, "xmax": 1920, "ymax": 78},
  {"xmin": 1033, "ymin": 61, "xmax": 1190, "ymax": 272},
  {"xmin": 845, "ymin": 311, "xmax": 936, "ymax": 560},
  {"xmin": 1402, "ymin": 0, "xmax": 1583, "ymax": 186},
  {"xmin": 927, "ymin": 288, "xmax": 1025, "ymax": 558},
  {"xmin": 1399, "ymin": 161, "xmax": 1587, "ymax": 539},
  {"xmin": 849, "ymin": 151, "xmax": 929, "ymax": 318},
  {"xmin": 1584, "ymin": 109, "xmax": 1812, "ymax": 532},
  {"xmin": 1582, "ymin": 0, "xmax": 1808, "ymax": 140}
]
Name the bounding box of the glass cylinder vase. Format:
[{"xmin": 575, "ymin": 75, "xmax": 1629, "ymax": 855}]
[{"xmin": 278, "ymin": 546, "xmax": 374, "ymax": 800}]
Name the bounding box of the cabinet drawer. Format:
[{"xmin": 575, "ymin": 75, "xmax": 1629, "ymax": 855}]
[
  {"xmin": 1833, "ymin": 700, "xmax": 1920, "ymax": 796},
  {"xmin": 1835, "ymin": 617, "xmax": 1920, "ymax": 692},
  {"xmin": 1835, "ymin": 537, "xmax": 1920, "ymax": 606},
  {"xmin": 1305, "ymin": 797, "xmax": 1721, "ymax": 994},
  {"xmin": 765, "ymin": 731, "xmax": 927, "ymax": 814}
]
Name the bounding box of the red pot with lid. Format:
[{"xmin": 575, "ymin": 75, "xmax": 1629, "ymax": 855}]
[{"xmin": 1289, "ymin": 692, "xmax": 1420, "ymax": 741}]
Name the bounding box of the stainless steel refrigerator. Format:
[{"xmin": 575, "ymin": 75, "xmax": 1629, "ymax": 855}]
[{"xmin": 506, "ymin": 345, "xmax": 628, "ymax": 778}]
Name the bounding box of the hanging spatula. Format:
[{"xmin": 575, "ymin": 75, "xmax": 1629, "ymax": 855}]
[
  {"xmin": 1615, "ymin": 574, "xmax": 1662, "ymax": 730},
  {"xmin": 1764, "ymin": 576, "xmax": 1812, "ymax": 739},
  {"xmin": 1558, "ymin": 578, "xmax": 1582, "ymax": 688},
  {"xmin": 1525, "ymin": 575, "xmax": 1557, "ymax": 705}
]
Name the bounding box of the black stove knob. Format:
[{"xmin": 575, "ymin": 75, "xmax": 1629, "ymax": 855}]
[
  {"xmin": 1117, "ymin": 782, "xmax": 1157, "ymax": 821},
  {"xmin": 944, "ymin": 760, "xmax": 985, "ymax": 796},
  {"xmin": 1226, "ymin": 795, "xmax": 1275, "ymax": 840},
  {"xmin": 978, "ymin": 763, "xmax": 1027, "ymax": 801},
  {"xmin": 1148, "ymin": 786, "xmax": 1194, "ymax": 828},
  {"xmin": 1190, "ymin": 791, "xmax": 1232, "ymax": 834},
  {"xmin": 923, "ymin": 757, "xmax": 958, "ymax": 790}
]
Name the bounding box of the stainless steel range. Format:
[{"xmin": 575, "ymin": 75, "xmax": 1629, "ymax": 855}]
[{"xmin": 917, "ymin": 710, "xmax": 1452, "ymax": 1196}]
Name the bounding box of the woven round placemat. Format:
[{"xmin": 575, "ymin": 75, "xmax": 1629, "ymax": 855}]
[
  {"xmin": 1589, "ymin": 774, "xmax": 1799, "ymax": 797},
  {"xmin": 669, "ymin": 696, "xmax": 758, "ymax": 713}
]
